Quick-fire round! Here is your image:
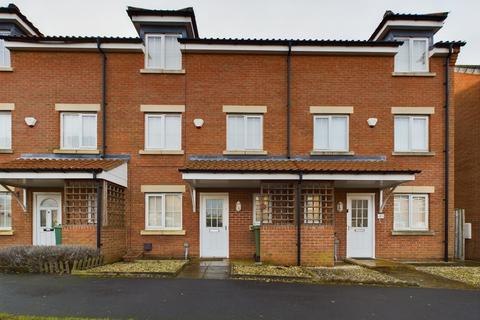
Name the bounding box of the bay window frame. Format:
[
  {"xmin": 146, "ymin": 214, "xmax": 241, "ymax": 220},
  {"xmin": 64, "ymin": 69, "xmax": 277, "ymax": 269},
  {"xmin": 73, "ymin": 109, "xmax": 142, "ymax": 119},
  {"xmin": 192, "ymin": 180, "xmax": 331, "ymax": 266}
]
[{"xmin": 0, "ymin": 192, "xmax": 12, "ymax": 230}]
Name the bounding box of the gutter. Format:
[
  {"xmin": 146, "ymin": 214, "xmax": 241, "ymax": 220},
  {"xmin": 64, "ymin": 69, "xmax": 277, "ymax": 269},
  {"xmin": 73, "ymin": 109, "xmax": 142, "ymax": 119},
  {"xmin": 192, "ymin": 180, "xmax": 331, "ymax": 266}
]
[
  {"xmin": 287, "ymin": 41, "xmax": 292, "ymax": 159},
  {"xmin": 444, "ymin": 44, "xmax": 453, "ymax": 262},
  {"xmin": 97, "ymin": 38, "xmax": 107, "ymax": 159}
]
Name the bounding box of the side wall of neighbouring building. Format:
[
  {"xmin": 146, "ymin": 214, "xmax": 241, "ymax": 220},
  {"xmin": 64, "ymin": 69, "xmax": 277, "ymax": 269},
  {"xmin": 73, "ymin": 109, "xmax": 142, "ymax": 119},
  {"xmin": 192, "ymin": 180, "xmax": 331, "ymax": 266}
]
[{"xmin": 455, "ymin": 70, "xmax": 480, "ymax": 260}]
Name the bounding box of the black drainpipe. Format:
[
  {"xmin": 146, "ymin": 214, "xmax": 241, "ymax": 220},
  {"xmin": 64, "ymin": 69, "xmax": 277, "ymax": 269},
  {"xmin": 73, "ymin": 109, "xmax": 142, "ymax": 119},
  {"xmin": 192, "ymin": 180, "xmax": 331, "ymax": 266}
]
[
  {"xmin": 94, "ymin": 171, "xmax": 103, "ymax": 249},
  {"xmin": 97, "ymin": 38, "xmax": 107, "ymax": 159},
  {"xmin": 286, "ymin": 41, "xmax": 292, "ymax": 159},
  {"xmin": 444, "ymin": 44, "xmax": 453, "ymax": 262},
  {"xmin": 296, "ymin": 172, "xmax": 303, "ymax": 266}
]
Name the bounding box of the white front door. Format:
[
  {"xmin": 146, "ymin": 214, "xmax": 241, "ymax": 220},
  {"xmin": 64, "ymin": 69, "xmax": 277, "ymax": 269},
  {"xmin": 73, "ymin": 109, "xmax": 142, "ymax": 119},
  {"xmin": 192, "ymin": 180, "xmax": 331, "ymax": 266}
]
[
  {"xmin": 34, "ymin": 193, "xmax": 62, "ymax": 246},
  {"xmin": 200, "ymin": 193, "xmax": 229, "ymax": 258},
  {"xmin": 346, "ymin": 194, "xmax": 375, "ymax": 258}
]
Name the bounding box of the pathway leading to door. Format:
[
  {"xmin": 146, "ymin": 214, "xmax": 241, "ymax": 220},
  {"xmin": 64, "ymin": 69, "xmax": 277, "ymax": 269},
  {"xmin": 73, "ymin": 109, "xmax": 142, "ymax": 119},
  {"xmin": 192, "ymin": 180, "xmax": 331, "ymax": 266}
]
[{"xmin": 177, "ymin": 260, "xmax": 230, "ymax": 280}]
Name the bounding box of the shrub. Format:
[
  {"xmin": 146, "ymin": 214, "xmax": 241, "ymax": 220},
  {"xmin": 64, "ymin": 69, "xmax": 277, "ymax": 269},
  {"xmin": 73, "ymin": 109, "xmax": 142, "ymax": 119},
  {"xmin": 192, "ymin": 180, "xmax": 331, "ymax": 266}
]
[{"xmin": 0, "ymin": 245, "xmax": 101, "ymax": 273}]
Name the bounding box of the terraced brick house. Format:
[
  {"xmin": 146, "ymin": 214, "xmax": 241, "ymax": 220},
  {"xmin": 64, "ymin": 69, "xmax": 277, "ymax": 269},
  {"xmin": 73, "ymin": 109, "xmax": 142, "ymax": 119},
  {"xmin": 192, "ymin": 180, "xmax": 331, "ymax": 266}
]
[{"xmin": 0, "ymin": 4, "xmax": 465, "ymax": 265}]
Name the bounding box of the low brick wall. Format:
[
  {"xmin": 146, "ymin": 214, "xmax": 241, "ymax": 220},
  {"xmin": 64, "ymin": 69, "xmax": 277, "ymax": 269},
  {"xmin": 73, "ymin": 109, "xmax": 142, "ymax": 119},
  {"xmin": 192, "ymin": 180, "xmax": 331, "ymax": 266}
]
[{"xmin": 260, "ymin": 224, "xmax": 334, "ymax": 266}]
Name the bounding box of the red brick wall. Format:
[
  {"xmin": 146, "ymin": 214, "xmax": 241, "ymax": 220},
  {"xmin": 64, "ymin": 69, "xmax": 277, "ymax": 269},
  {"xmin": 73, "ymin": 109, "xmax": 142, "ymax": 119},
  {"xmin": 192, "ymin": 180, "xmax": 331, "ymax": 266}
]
[
  {"xmin": 0, "ymin": 47, "xmax": 457, "ymax": 264},
  {"xmin": 101, "ymin": 227, "xmax": 126, "ymax": 263},
  {"xmin": 260, "ymin": 224, "xmax": 334, "ymax": 266},
  {"xmin": 455, "ymin": 71, "xmax": 480, "ymax": 260}
]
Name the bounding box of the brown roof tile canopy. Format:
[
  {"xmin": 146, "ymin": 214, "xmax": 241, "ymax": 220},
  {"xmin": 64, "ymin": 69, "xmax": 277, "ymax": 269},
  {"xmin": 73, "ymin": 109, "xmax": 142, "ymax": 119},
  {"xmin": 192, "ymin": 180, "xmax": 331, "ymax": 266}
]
[
  {"xmin": 180, "ymin": 159, "xmax": 420, "ymax": 174},
  {"xmin": 0, "ymin": 158, "xmax": 125, "ymax": 172}
]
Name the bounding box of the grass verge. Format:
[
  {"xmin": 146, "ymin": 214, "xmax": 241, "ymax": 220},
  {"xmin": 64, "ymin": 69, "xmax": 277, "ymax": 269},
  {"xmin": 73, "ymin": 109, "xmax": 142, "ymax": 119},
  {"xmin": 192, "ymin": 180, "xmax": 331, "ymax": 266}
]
[{"xmin": 0, "ymin": 313, "xmax": 105, "ymax": 320}]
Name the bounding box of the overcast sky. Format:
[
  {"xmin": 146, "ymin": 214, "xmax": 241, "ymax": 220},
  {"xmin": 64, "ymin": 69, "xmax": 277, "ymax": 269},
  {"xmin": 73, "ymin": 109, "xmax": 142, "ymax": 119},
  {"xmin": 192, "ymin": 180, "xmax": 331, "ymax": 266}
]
[{"xmin": 1, "ymin": 0, "xmax": 478, "ymax": 64}]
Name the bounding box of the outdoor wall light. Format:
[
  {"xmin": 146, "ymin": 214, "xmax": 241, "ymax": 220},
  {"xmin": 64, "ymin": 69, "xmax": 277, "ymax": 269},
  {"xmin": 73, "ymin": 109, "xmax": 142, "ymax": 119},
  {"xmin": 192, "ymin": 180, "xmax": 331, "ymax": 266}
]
[
  {"xmin": 235, "ymin": 201, "xmax": 242, "ymax": 212},
  {"xmin": 24, "ymin": 117, "xmax": 37, "ymax": 127},
  {"xmin": 336, "ymin": 201, "xmax": 344, "ymax": 212},
  {"xmin": 367, "ymin": 118, "xmax": 378, "ymax": 127},
  {"xmin": 193, "ymin": 118, "xmax": 204, "ymax": 128}
]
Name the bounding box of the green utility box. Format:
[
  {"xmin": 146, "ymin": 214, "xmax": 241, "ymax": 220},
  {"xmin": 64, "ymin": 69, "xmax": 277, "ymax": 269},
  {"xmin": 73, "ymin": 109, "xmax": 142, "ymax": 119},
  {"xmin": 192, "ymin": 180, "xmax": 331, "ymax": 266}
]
[
  {"xmin": 54, "ymin": 225, "xmax": 62, "ymax": 245},
  {"xmin": 252, "ymin": 225, "xmax": 260, "ymax": 262}
]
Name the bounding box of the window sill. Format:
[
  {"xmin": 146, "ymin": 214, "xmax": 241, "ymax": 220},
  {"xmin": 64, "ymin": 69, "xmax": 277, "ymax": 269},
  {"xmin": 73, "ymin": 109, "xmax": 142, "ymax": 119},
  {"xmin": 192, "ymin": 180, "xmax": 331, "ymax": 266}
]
[
  {"xmin": 0, "ymin": 230, "xmax": 14, "ymax": 236},
  {"xmin": 0, "ymin": 67, "xmax": 13, "ymax": 72},
  {"xmin": 392, "ymin": 72, "xmax": 436, "ymax": 77},
  {"xmin": 392, "ymin": 151, "xmax": 435, "ymax": 156},
  {"xmin": 139, "ymin": 149, "xmax": 184, "ymax": 155},
  {"xmin": 392, "ymin": 230, "xmax": 434, "ymax": 236},
  {"xmin": 53, "ymin": 149, "xmax": 100, "ymax": 154},
  {"xmin": 140, "ymin": 229, "xmax": 186, "ymax": 236},
  {"xmin": 223, "ymin": 150, "xmax": 268, "ymax": 155},
  {"xmin": 0, "ymin": 149, "xmax": 13, "ymax": 154},
  {"xmin": 311, "ymin": 151, "xmax": 354, "ymax": 156},
  {"xmin": 140, "ymin": 69, "xmax": 186, "ymax": 74}
]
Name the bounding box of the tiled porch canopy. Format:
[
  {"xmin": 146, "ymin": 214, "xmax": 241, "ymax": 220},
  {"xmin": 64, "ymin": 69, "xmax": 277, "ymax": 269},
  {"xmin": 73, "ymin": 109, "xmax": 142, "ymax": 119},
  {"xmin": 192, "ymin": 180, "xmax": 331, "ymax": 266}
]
[
  {"xmin": 180, "ymin": 158, "xmax": 420, "ymax": 189},
  {"xmin": 0, "ymin": 158, "xmax": 128, "ymax": 188}
]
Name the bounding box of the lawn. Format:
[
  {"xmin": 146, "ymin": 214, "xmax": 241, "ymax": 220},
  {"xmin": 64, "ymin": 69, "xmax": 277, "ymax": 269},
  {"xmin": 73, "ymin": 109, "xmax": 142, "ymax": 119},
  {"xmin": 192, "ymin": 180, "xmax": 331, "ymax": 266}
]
[
  {"xmin": 76, "ymin": 260, "xmax": 187, "ymax": 276},
  {"xmin": 416, "ymin": 266, "xmax": 480, "ymax": 288}
]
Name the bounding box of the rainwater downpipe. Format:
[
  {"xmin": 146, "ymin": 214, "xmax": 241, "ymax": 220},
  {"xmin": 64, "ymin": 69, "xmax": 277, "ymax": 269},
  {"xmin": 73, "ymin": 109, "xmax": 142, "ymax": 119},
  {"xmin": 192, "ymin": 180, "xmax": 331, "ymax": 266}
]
[
  {"xmin": 97, "ymin": 38, "xmax": 107, "ymax": 159},
  {"xmin": 94, "ymin": 171, "xmax": 103, "ymax": 249},
  {"xmin": 286, "ymin": 41, "xmax": 292, "ymax": 159},
  {"xmin": 296, "ymin": 172, "xmax": 303, "ymax": 266},
  {"xmin": 444, "ymin": 44, "xmax": 453, "ymax": 262}
]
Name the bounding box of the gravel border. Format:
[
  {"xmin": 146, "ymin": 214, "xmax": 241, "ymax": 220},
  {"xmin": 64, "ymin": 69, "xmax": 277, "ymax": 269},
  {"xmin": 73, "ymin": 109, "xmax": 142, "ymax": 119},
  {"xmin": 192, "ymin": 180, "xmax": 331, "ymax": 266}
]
[
  {"xmin": 416, "ymin": 266, "xmax": 480, "ymax": 288},
  {"xmin": 73, "ymin": 260, "xmax": 187, "ymax": 278}
]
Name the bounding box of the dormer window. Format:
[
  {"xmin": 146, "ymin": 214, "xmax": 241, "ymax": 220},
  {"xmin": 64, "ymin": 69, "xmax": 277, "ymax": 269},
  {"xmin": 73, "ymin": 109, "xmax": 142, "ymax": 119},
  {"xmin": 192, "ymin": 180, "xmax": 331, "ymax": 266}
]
[
  {"xmin": 394, "ymin": 38, "xmax": 429, "ymax": 73},
  {"xmin": 0, "ymin": 31, "xmax": 11, "ymax": 67},
  {"xmin": 145, "ymin": 34, "xmax": 182, "ymax": 71}
]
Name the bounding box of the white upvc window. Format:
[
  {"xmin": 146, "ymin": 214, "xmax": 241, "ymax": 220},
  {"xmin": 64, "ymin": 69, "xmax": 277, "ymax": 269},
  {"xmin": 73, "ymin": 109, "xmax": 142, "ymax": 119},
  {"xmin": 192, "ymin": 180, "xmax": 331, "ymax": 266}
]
[
  {"xmin": 145, "ymin": 193, "xmax": 182, "ymax": 230},
  {"xmin": 227, "ymin": 115, "xmax": 263, "ymax": 151},
  {"xmin": 0, "ymin": 31, "xmax": 11, "ymax": 67},
  {"xmin": 145, "ymin": 114, "xmax": 182, "ymax": 150},
  {"xmin": 0, "ymin": 112, "xmax": 12, "ymax": 149},
  {"xmin": 61, "ymin": 113, "xmax": 97, "ymax": 150},
  {"xmin": 394, "ymin": 194, "xmax": 429, "ymax": 231},
  {"xmin": 145, "ymin": 34, "xmax": 182, "ymax": 70},
  {"xmin": 0, "ymin": 192, "xmax": 12, "ymax": 230},
  {"xmin": 313, "ymin": 115, "xmax": 349, "ymax": 151},
  {"xmin": 394, "ymin": 37, "xmax": 429, "ymax": 72},
  {"xmin": 394, "ymin": 115, "xmax": 429, "ymax": 152},
  {"xmin": 253, "ymin": 193, "xmax": 272, "ymax": 225}
]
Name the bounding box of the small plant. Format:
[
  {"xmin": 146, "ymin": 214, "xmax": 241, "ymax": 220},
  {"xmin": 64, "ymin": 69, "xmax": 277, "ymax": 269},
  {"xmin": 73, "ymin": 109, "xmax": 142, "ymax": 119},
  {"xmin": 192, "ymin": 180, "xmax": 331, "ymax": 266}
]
[{"xmin": 0, "ymin": 245, "xmax": 101, "ymax": 273}]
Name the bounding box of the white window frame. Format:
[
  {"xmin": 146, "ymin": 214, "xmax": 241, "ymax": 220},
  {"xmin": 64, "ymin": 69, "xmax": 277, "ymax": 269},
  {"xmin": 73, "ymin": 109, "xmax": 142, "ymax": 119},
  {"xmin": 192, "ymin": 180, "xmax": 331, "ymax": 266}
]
[
  {"xmin": 394, "ymin": 37, "xmax": 429, "ymax": 72},
  {"xmin": 313, "ymin": 115, "xmax": 349, "ymax": 152},
  {"xmin": 0, "ymin": 111, "xmax": 12, "ymax": 150},
  {"xmin": 394, "ymin": 194, "xmax": 429, "ymax": 231},
  {"xmin": 60, "ymin": 112, "xmax": 97, "ymax": 150},
  {"xmin": 394, "ymin": 115, "xmax": 429, "ymax": 152},
  {"xmin": 144, "ymin": 113, "xmax": 182, "ymax": 151},
  {"xmin": 0, "ymin": 192, "xmax": 12, "ymax": 230},
  {"xmin": 144, "ymin": 33, "xmax": 182, "ymax": 70},
  {"xmin": 0, "ymin": 30, "xmax": 11, "ymax": 68},
  {"xmin": 226, "ymin": 114, "xmax": 263, "ymax": 151},
  {"xmin": 145, "ymin": 193, "xmax": 183, "ymax": 231}
]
